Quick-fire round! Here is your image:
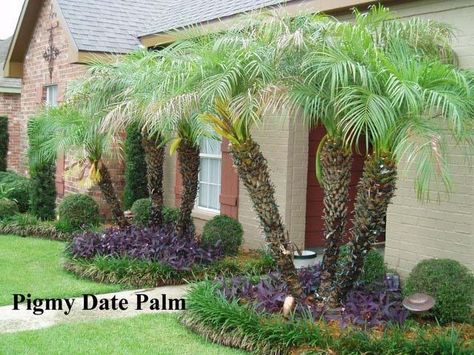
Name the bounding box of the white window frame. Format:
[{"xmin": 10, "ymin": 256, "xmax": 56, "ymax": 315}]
[
  {"xmin": 196, "ymin": 138, "xmax": 222, "ymax": 213},
  {"xmin": 45, "ymin": 85, "xmax": 58, "ymax": 107}
]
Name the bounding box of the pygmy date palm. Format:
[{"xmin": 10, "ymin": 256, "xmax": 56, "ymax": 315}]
[
  {"xmin": 329, "ymin": 17, "xmax": 474, "ymax": 301},
  {"xmin": 28, "ymin": 105, "xmax": 129, "ymax": 228},
  {"xmin": 288, "ymin": 5, "xmax": 467, "ymax": 305},
  {"xmin": 104, "ymin": 44, "xmax": 208, "ymax": 235},
  {"xmin": 192, "ymin": 18, "xmax": 307, "ymax": 297},
  {"xmin": 93, "ymin": 51, "xmax": 171, "ymax": 227}
]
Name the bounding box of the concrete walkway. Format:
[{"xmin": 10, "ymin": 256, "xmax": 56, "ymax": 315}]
[{"xmin": 0, "ymin": 285, "xmax": 189, "ymax": 334}]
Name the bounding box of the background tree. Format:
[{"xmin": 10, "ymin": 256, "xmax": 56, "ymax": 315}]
[
  {"xmin": 27, "ymin": 120, "xmax": 56, "ymax": 221},
  {"xmin": 124, "ymin": 122, "xmax": 148, "ymax": 209},
  {"xmin": 0, "ymin": 116, "xmax": 8, "ymax": 171}
]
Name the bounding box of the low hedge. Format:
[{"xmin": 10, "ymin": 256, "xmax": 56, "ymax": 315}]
[
  {"xmin": 58, "ymin": 193, "xmax": 100, "ymax": 230},
  {"xmin": 64, "ymin": 251, "xmax": 275, "ymax": 288},
  {"xmin": 404, "ymin": 259, "xmax": 474, "ymax": 324},
  {"xmin": 0, "ymin": 171, "xmax": 31, "ymax": 213},
  {"xmin": 202, "ymin": 215, "xmax": 243, "ymax": 256},
  {"xmin": 0, "ymin": 214, "xmax": 72, "ymax": 241},
  {"xmin": 131, "ymin": 199, "xmax": 180, "ymax": 227},
  {"xmin": 0, "ymin": 199, "xmax": 18, "ymax": 220},
  {"xmin": 180, "ymin": 282, "xmax": 474, "ymax": 355}
]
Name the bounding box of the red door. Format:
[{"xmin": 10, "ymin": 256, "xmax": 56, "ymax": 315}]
[{"xmin": 304, "ymin": 127, "xmax": 366, "ymax": 248}]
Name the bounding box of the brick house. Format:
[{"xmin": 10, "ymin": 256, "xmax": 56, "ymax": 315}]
[{"xmin": 2, "ymin": 0, "xmax": 473, "ymax": 275}]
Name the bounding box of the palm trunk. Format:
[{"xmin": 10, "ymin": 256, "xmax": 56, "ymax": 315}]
[
  {"xmin": 142, "ymin": 136, "xmax": 165, "ymax": 226},
  {"xmin": 334, "ymin": 153, "xmax": 397, "ymax": 302},
  {"xmin": 176, "ymin": 141, "xmax": 200, "ymax": 237},
  {"xmin": 231, "ymin": 137, "xmax": 303, "ymax": 298},
  {"xmin": 97, "ymin": 162, "xmax": 129, "ymax": 228},
  {"xmin": 317, "ymin": 137, "xmax": 352, "ymax": 305}
]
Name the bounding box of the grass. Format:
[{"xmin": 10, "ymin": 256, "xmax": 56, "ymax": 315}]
[
  {"xmin": 64, "ymin": 250, "xmax": 275, "ymax": 288},
  {"xmin": 182, "ymin": 281, "xmax": 474, "ymax": 354},
  {"xmin": 0, "ymin": 313, "xmax": 247, "ymax": 354},
  {"xmin": 0, "ymin": 235, "xmax": 122, "ymax": 306}
]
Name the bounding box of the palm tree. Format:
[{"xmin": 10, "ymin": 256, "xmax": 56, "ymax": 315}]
[
  {"xmin": 102, "ymin": 46, "xmax": 208, "ymax": 234},
  {"xmin": 338, "ymin": 57, "xmax": 473, "ymax": 301},
  {"xmin": 319, "ymin": 10, "xmax": 474, "ymax": 301},
  {"xmin": 286, "ymin": 6, "xmax": 470, "ymax": 304},
  {"xmin": 191, "ymin": 19, "xmax": 308, "ymax": 297},
  {"xmin": 142, "ymin": 135, "xmax": 166, "ymax": 226},
  {"xmin": 96, "ymin": 51, "xmax": 171, "ymax": 227},
  {"xmin": 168, "ymin": 114, "xmax": 211, "ymax": 236},
  {"xmin": 28, "ymin": 105, "xmax": 129, "ymax": 227},
  {"xmin": 285, "ymin": 16, "xmax": 356, "ymax": 304}
]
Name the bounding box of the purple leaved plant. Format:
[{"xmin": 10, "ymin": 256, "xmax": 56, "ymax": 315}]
[
  {"xmin": 342, "ymin": 286, "xmax": 409, "ymax": 326},
  {"xmin": 215, "ymin": 263, "xmax": 408, "ymax": 327},
  {"xmin": 69, "ymin": 225, "xmax": 223, "ymax": 270}
]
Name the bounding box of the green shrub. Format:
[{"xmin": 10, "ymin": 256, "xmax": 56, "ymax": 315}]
[
  {"xmin": 405, "ymin": 258, "xmax": 474, "ymax": 323},
  {"xmin": 131, "ymin": 198, "xmax": 151, "ymax": 227},
  {"xmin": 163, "ymin": 206, "xmax": 179, "ymax": 224},
  {"xmin": 58, "ymin": 194, "xmax": 100, "ymax": 230},
  {"xmin": 124, "ymin": 123, "xmax": 148, "ymax": 209},
  {"xmin": 1, "ymin": 212, "xmax": 40, "ymax": 226},
  {"xmin": 0, "ymin": 199, "xmax": 18, "ymax": 219},
  {"xmin": 131, "ymin": 199, "xmax": 180, "ymax": 227},
  {"xmin": 202, "ymin": 215, "xmax": 243, "ymax": 256},
  {"xmin": 0, "ymin": 116, "xmax": 8, "ymax": 171},
  {"xmin": 29, "ymin": 161, "xmax": 56, "ymax": 220},
  {"xmin": 28, "ymin": 118, "xmax": 57, "ymax": 220},
  {"xmin": 55, "ymin": 219, "xmax": 79, "ymax": 234},
  {"xmin": 360, "ymin": 249, "xmax": 386, "ymax": 286},
  {"xmin": 0, "ymin": 171, "xmax": 31, "ymax": 212}
]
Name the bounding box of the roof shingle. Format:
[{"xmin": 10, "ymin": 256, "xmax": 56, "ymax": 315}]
[
  {"xmin": 56, "ymin": 0, "xmax": 290, "ymax": 53},
  {"xmin": 139, "ymin": 0, "xmax": 290, "ymax": 37},
  {"xmin": 57, "ymin": 0, "xmax": 165, "ymax": 53}
]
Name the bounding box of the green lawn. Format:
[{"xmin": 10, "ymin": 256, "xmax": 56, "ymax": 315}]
[
  {"xmin": 0, "ymin": 235, "xmax": 122, "ymax": 306},
  {"xmin": 0, "ymin": 313, "xmax": 246, "ymax": 354},
  {"xmin": 0, "ymin": 235, "xmax": 245, "ymax": 354}
]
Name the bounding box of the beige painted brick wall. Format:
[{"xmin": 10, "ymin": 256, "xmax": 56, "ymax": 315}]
[
  {"xmin": 383, "ymin": 0, "xmax": 474, "ymax": 276},
  {"xmin": 238, "ymin": 111, "xmax": 308, "ymax": 250},
  {"xmin": 160, "ymin": 111, "xmax": 309, "ymax": 250}
]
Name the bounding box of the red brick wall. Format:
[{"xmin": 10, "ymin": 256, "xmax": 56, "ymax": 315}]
[
  {"xmin": 0, "ymin": 93, "xmax": 21, "ymax": 172},
  {"xmin": 11, "ymin": 0, "xmax": 124, "ymax": 218}
]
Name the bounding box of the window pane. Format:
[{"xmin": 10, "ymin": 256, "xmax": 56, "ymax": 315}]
[
  {"xmin": 200, "ymin": 137, "xmax": 220, "ymax": 155},
  {"xmin": 199, "ymin": 183, "xmax": 209, "ymax": 208},
  {"xmin": 209, "ymin": 184, "xmax": 220, "ymax": 210},
  {"xmin": 209, "ymin": 159, "xmax": 220, "ymax": 184},
  {"xmin": 197, "ymin": 138, "xmax": 221, "ymax": 211},
  {"xmin": 46, "ymin": 85, "xmax": 58, "ymax": 107},
  {"xmin": 200, "ymin": 158, "xmax": 209, "ymax": 181}
]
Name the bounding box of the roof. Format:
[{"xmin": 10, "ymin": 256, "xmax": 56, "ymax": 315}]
[
  {"xmin": 56, "ymin": 0, "xmax": 165, "ymax": 53},
  {"xmin": 0, "ymin": 38, "xmax": 21, "ymax": 91},
  {"xmin": 55, "ymin": 0, "xmax": 290, "ymax": 53},
  {"xmin": 139, "ymin": 0, "xmax": 290, "ymax": 37},
  {"xmin": 3, "ymin": 0, "xmax": 297, "ymax": 77}
]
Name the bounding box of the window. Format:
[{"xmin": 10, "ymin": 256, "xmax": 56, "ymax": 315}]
[
  {"xmin": 197, "ymin": 138, "xmax": 221, "ymax": 211},
  {"xmin": 45, "ymin": 85, "xmax": 58, "ymax": 107}
]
